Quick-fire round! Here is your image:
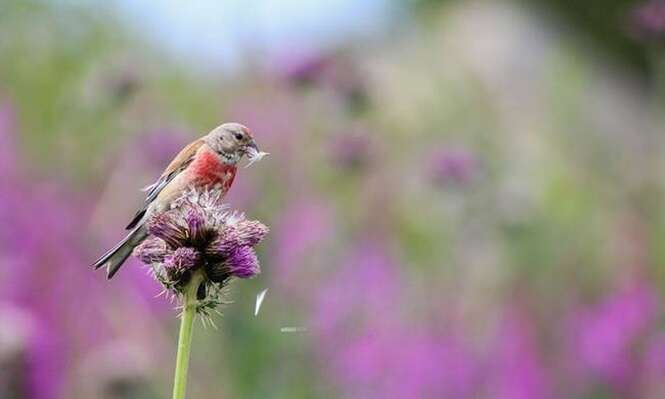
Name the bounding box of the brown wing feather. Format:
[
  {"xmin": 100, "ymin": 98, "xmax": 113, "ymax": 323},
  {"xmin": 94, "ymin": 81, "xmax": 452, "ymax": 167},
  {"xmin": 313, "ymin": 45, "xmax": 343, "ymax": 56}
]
[
  {"xmin": 125, "ymin": 138, "xmax": 205, "ymax": 230},
  {"xmin": 162, "ymin": 138, "xmax": 205, "ymax": 177}
]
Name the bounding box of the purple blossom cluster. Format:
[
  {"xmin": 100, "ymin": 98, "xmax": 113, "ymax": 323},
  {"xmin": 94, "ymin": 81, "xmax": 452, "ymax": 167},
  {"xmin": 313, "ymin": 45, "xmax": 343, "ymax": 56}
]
[{"xmin": 134, "ymin": 190, "xmax": 268, "ymax": 297}]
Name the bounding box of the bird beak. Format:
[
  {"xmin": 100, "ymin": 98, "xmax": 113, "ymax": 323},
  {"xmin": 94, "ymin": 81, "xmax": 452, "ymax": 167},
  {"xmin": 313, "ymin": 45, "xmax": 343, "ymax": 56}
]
[
  {"xmin": 246, "ymin": 139, "xmax": 259, "ymax": 153},
  {"xmin": 244, "ymin": 139, "xmax": 269, "ymax": 167}
]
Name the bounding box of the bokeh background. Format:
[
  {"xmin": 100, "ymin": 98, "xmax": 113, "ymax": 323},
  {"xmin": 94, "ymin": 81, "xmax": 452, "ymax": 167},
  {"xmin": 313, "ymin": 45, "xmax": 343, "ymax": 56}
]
[{"xmin": 2, "ymin": 0, "xmax": 665, "ymax": 398}]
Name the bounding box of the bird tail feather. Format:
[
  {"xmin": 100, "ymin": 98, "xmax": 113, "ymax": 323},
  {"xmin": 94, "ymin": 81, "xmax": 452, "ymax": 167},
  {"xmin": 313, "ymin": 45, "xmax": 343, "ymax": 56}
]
[{"xmin": 93, "ymin": 225, "xmax": 147, "ymax": 279}]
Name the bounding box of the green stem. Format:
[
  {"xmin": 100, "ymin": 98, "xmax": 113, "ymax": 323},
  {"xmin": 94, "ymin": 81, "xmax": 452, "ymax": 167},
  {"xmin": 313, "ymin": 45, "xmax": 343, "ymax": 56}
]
[{"xmin": 172, "ymin": 271, "xmax": 204, "ymax": 399}]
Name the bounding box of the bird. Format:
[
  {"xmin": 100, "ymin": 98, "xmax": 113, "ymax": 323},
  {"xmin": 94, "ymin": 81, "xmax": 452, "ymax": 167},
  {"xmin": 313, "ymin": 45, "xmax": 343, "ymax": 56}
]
[{"xmin": 93, "ymin": 122, "xmax": 264, "ymax": 279}]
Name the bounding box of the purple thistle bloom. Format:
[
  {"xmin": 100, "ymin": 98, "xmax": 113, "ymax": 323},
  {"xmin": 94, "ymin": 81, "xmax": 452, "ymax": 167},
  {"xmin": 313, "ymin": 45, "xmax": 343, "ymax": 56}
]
[
  {"xmin": 209, "ymin": 219, "xmax": 270, "ymax": 256},
  {"xmin": 146, "ymin": 213, "xmax": 188, "ymax": 249},
  {"xmin": 133, "ymin": 189, "xmax": 268, "ymax": 305},
  {"xmin": 233, "ymin": 220, "xmax": 270, "ymax": 247},
  {"xmin": 164, "ymin": 247, "xmax": 201, "ymax": 273},
  {"xmin": 225, "ymin": 246, "xmax": 260, "ymax": 278},
  {"xmin": 133, "ymin": 238, "xmax": 168, "ymax": 264},
  {"xmin": 184, "ymin": 209, "xmax": 207, "ymax": 243}
]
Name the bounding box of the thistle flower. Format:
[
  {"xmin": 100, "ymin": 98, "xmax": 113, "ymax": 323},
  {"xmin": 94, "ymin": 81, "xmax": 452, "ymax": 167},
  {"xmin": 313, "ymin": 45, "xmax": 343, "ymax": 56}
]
[
  {"xmin": 133, "ymin": 238, "xmax": 168, "ymax": 264},
  {"xmin": 133, "ymin": 189, "xmax": 268, "ymax": 313}
]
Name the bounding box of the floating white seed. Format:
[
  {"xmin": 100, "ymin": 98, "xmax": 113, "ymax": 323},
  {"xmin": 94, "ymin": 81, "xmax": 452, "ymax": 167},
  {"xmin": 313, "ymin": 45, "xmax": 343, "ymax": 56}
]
[
  {"xmin": 280, "ymin": 326, "xmax": 308, "ymax": 333},
  {"xmin": 254, "ymin": 289, "xmax": 268, "ymax": 316}
]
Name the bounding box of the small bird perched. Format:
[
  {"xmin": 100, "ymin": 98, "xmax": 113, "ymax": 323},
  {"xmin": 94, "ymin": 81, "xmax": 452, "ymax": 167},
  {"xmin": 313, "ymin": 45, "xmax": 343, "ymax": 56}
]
[{"xmin": 93, "ymin": 122, "xmax": 266, "ymax": 279}]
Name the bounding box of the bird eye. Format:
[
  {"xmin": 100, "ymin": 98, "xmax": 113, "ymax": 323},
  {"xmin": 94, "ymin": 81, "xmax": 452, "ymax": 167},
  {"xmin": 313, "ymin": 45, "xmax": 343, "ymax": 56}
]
[{"xmin": 234, "ymin": 132, "xmax": 244, "ymax": 141}]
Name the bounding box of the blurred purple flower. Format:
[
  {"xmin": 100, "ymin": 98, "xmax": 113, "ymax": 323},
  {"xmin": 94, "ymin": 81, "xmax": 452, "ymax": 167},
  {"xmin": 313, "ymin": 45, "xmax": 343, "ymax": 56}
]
[
  {"xmin": 487, "ymin": 307, "xmax": 553, "ymax": 399},
  {"xmin": 1, "ymin": 180, "xmax": 106, "ymax": 340},
  {"xmin": 276, "ymin": 51, "xmax": 368, "ymax": 112},
  {"xmin": 329, "ymin": 128, "xmax": 372, "ymax": 171},
  {"xmin": 0, "ymin": 303, "xmax": 62, "ymax": 399},
  {"xmin": 429, "ymin": 147, "xmax": 478, "ymax": 187},
  {"xmin": 567, "ymin": 283, "xmax": 658, "ymax": 391},
  {"xmin": 332, "ymin": 331, "xmax": 478, "ymax": 399},
  {"xmin": 278, "ymin": 51, "xmax": 334, "ymax": 87},
  {"xmin": 630, "ymin": 0, "xmax": 665, "ymax": 41},
  {"xmin": 313, "ymin": 242, "xmax": 481, "ymax": 398}
]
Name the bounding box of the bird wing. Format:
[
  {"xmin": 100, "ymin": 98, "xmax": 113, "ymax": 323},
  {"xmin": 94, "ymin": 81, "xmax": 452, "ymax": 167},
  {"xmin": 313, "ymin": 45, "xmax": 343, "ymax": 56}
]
[{"xmin": 125, "ymin": 138, "xmax": 205, "ymax": 230}]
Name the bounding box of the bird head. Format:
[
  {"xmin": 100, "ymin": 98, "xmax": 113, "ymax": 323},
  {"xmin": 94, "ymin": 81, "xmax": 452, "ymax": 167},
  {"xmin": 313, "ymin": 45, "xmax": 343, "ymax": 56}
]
[{"xmin": 205, "ymin": 122, "xmax": 267, "ymax": 165}]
